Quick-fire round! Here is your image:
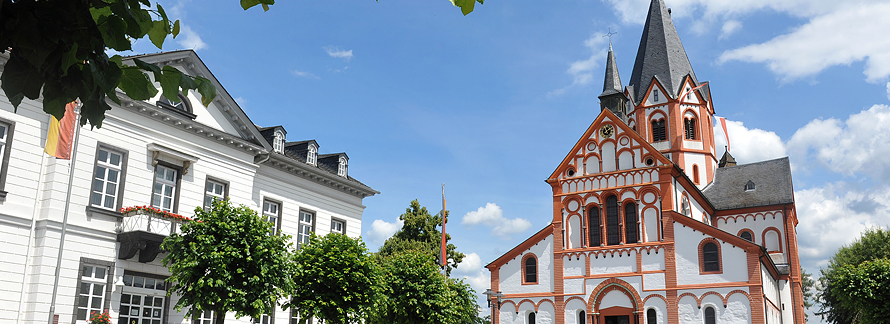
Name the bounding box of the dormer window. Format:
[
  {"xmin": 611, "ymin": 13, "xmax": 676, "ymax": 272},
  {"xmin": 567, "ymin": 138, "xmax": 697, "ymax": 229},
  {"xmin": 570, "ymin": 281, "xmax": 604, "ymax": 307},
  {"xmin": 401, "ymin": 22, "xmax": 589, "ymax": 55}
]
[
  {"xmin": 158, "ymin": 94, "xmax": 191, "ymax": 112},
  {"xmin": 272, "ymin": 132, "xmax": 284, "ymax": 153},
  {"xmin": 307, "ymin": 145, "xmax": 317, "ymax": 166},
  {"xmin": 337, "ymin": 157, "xmax": 348, "ymax": 177},
  {"xmin": 745, "ymin": 180, "xmax": 755, "ymax": 191}
]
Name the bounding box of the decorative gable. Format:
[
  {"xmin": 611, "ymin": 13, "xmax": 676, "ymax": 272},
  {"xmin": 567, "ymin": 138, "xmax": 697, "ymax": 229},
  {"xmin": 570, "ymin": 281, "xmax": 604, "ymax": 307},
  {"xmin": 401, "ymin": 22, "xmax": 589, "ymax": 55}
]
[
  {"xmin": 548, "ymin": 109, "xmax": 671, "ymax": 183},
  {"xmin": 121, "ymin": 50, "xmax": 269, "ymax": 149}
]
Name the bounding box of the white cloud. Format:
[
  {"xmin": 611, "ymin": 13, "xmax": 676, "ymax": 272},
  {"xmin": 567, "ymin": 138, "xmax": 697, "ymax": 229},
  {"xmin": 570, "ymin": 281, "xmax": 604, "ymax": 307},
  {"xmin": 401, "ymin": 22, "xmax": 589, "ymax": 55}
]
[
  {"xmin": 719, "ymin": 3, "xmax": 890, "ymax": 82},
  {"xmin": 549, "ymin": 32, "xmax": 610, "ymax": 97},
  {"xmin": 712, "ymin": 119, "xmax": 787, "ymax": 164},
  {"xmin": 365, "ymin": 217, "xmax": 403, "ymax": 244},
  {"xmin": 795, "ymin": 182, "xmax": 890, "ymax": 270},
  {"xmin": 454, "ymin": 252, "xmax": 482, "ymax": 275},
  {"xmin": 886, "ymin": 82, "xmax": 890, "ymax": 101},
  {"xmin": 454, "ymin": 252, "xmax": 491, "ymax": 311},
  {"xmin": 462, "ymin": 203, "xmax": 532, "ymax": 239},
  {"xmin": 291, "ymin": 70, "xmax": 319, "ymax": 79},
  {"xmin": 177, "ymin": 25, "xmax": 207, "ymax": 51},
  {"xmin": 719, "ymin": 20, "xmax": 741, "ymax": 39},
  {"xmin": 324, "ymin": 46, "xmax": 354, "ymax": 61},
  {"xmin": 787, "ymin": 105, "xmax": 890, "ymax": 179}
]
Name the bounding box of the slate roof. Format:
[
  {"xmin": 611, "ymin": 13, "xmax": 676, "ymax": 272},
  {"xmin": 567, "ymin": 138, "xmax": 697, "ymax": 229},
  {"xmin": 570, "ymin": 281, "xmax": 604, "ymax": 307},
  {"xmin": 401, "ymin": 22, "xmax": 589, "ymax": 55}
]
[
  {"xmin": 628, "ymin": 0, "xmax": 698, "ymax": 104},
  {"xmin": 599, "ymin": 43, "xmax": 624, "ymax": 98},
  {"xmin": 702, "ymin": 157, "xmax": 794, "ymax": 210}
]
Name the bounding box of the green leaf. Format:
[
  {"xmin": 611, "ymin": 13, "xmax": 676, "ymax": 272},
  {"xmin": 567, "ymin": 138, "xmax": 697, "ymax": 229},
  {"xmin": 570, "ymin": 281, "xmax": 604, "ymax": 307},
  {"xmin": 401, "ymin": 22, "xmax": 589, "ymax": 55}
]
[
  {"xmin": 0, "ymin": 54, "xmax": 44, "ymax": 103},
  {"xmin": 118, "ymin": 67, "xmax": 158, "ymax": 100},
  {"xmin": 195, "ymin": 77, "xmax": 217, "ymax": 107},
  {"xmin": 241, "ymin": 0, "xmax": 260, "ymax": 10},
  {"xmin": 172, "ymin": 20, "xmax": 181, "ymax": 38},
  {"xmin": 60, "ymin": 43, "xmax": 80, "ymax": 77},
  {"xmin": 159, "ymin": 66, "xmax": 182, "ymax": 101},
  {"xmin": 148, "ymin": 20, "xmax": 168, "ymax": 49},
  {"xmin": 134, "ymin": 58, "xmax": 163, "ymax": 81}
]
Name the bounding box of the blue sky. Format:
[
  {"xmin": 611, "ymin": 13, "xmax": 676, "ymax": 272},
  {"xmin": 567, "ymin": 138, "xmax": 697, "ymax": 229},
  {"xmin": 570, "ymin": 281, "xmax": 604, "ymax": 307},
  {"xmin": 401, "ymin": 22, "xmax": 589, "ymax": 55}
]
[{"xmin": 128, "ymin": 0, "xmax": 890, "ymax": 321}]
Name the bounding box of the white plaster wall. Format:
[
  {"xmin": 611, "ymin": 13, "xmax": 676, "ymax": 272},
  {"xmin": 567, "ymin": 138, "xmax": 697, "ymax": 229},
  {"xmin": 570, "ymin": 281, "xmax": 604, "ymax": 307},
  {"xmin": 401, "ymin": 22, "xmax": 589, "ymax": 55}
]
[
  {"xmin": 762, "ymin": 265, "xmax": 780, "ymax": 309},
  {"xmin": 601, "ymin": 142, "xmax": 616, "ymax": 172},
  {"xmin": 564, "ymin": 298, "xmax": 588, "ymax": 324},
  {"xmin": 643, "ymin": 273, "xmax": 665, "ymax": 290},
  {"xmin": 682, "ymin": 153, "xmax": 707, "ymax": 188},
  {"xmin": 600, "ymin": 290, "xmax": 633, "ymax": 309},
  {"xmin": 682, "ymin": 140, "xmax": 704, "ymax": 150},
  {"xmin": 590, "ymin": 250, "xmax": 636, "ymax": 275},
  {"xmin": 567, "ymin": 215, "xmax": 582, "ymax": 249},
  {"xmin": 714, "ymin": 210, "xmax": 785, "ymax": 252},
  {"xmin": 641, "ymin": 248, "xmax": 665, "ymax": 271},
  {"xmin": 780, "ymin": 279, "xmax": 794, "ymax": 324},
  {"xmin": 564, "ymin": 278, "xmax": 585, "ymax": 295},
  {"xmin": 618, "ymin": 151, "xmax": 633, "ymax": 170},
  {"xmin": 643, "ymin": 206, "xmax": 660, "ymax": 242},
  {"xmin": 585, "ymin": 156, "xmax": 600, "ymax": 174},
  {"xmin": 537, "ymin": 301, "xmax": 555, "ymax": 324},
  {"xmin": 643, "ymin": 295, "xmax": 667, "ymax": 324},
  {"xmin": 673, "ymin": 225, "xmax": 749, "ymax": 285},
  {"xmin": 564, "ymin": 255, "xmax": 585, "ymax": 277},
  {"xmin": 725, "ymin": 292, "xmax": 752, "ymax": 324},
  {"xmin": 499, "ymin": 235, "xmax": 554, "ymax": 294}
]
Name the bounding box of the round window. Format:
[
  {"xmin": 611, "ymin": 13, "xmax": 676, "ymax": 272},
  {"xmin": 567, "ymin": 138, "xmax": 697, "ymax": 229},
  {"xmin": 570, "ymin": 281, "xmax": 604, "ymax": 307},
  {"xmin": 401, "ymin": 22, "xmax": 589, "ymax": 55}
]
[
  {"xmin": 567, "ymin": 168, "xmax": 575, "ymax": 177},
  {"xmin": 645, "ymin": 158, "xmax": 654, "ymax": 166}
]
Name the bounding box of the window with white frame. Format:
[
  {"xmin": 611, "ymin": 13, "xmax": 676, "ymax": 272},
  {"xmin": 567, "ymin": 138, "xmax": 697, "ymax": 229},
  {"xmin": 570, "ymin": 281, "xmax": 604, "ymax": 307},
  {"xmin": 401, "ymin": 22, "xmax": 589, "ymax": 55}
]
[
  {"xmin": 0, "ymin": 120, "xmax": 11, "ymax": 195},
  {"xmin": 298, "ymin": 211, "xmax": 315, "ymax": 247},
  {"xmin": 337, "ymin": 157, "xmax": 347, "ymax": 177},
  {"xmin": 307, "ymin": 145, "xmax": 317, "ymax": 165},
  {"xmin": 151, "ymin": 165, "xmax": 178, "ymax": 212},
  {"xmin": 331, "ymin": 219, "xmax": 344, "ymax": 234},
  {"xmin": 204, "ymin": 179, "xmax": 227, "ymax": 210},
  {"xmin": 195, "ymin": 310, "xmax": 215, "ymax": 324},
  {"xmin": 253, "ymin": 314, "xmax": 272, "ymax": 324},
  {"xmin": 119, "ymin": 273, "xmax": 167, "ymax": 324},
  {"xmin": 273, "ymin": 132, "xmax": 284, "ymax": 153},
  {"xmin": 76, "ymin": 264, "xmax": 109, "ymax": 322},
  {"xmin": 263, "ymin": 200, "xmax": 281, "ymax": 235},
  {"xmin": 90, "ymin": 147, "xmax": 125, "ymax": 210}
]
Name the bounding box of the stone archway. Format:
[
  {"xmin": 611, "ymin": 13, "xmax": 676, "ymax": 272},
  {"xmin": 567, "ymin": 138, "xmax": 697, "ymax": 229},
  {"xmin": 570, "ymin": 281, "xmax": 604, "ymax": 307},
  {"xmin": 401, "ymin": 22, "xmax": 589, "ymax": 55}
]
[{"xmin": 588, "ymin": 278, "xmax": 643, "ymax": 324}]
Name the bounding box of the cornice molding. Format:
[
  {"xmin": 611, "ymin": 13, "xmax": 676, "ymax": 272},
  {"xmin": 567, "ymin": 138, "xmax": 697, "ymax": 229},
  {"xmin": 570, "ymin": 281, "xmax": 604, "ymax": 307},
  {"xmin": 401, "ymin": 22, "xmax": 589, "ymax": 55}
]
[{"xmin": 261, "ymin": 153, "xmax": 379, "ymax": 198}]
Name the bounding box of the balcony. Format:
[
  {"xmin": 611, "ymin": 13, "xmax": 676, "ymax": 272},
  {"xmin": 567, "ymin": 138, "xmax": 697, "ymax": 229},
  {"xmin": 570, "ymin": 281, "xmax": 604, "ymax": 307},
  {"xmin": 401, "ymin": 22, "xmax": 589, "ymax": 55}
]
[{"xmin": 117, "ymin": 206, "xmax": 189, "ymax": 263}]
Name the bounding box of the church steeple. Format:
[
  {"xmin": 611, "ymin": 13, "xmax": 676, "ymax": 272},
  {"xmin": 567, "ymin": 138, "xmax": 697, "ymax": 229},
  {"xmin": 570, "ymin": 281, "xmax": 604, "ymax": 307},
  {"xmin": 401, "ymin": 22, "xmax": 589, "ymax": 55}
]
[
  {"xmin": 598, "ymin": 42, "xmax": 628, "ymax": 121},
  {"xmin": 627, "ymin": 0, "xmax": 698, "ymax": 104}
]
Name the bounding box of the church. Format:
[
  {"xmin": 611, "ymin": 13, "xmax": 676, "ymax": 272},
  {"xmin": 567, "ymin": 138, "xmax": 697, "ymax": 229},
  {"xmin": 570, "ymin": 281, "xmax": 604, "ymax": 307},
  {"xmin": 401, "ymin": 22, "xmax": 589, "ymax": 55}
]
[{"xmin": 484, "ymin": 1, "xmax": 805, "ymax": 323}]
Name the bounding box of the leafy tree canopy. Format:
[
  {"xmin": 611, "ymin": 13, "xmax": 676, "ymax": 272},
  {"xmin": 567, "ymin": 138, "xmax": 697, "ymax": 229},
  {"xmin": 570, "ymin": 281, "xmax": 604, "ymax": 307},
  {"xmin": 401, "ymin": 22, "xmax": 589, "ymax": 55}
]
[
  {"xmin": 161, "ymin": 199, "xmax": 296, "ymax": 324},
  {"xmin": 832, "ymin": 258, "xmax": 890, "ymax": 323},
  {"xmin": 370, "ymin": 249, "xmax": 478, "ymax": 324},
  {"xmin": 818, "ymin": 227, "xmax": 890, "ymax": 324},
  {"xmin": 0, "ymin": 0, "xmax": 480, "ymax": 128},
  {"xmin": 377, "ymin": 199, "xmax": 465, "ymax": 275},
  {"xmin": 288, "ymin": 233, "xmax": 380, "ymax": 324}
]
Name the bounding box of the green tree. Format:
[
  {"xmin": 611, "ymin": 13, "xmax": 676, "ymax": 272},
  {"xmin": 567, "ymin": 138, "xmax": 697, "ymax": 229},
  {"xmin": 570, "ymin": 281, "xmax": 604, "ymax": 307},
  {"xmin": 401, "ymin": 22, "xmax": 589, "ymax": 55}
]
[
  {"xmin": 818, "ymin": 227, "xmax": 890, "ymax": 323},
  {"xmin": 801, "ymin": 269, "xmax": 816, "ymax": 321},
  {"xmin": 832, "ymin": 258, "xmax": 890, "ymax": 323},
  {"xmin": 370, "ymin": 249, "xmax": 478, "ymax": 324},
  {"xmin": 161, "ymin": 198, "xmax": 296, "ymax": 324},
  {"xmin": 377, "ymin": 199, "xmax": 465, "ymax": 275},
  {"xmin": 0, "ymin": 0, "xmax": 271, "ymax": 128},
  {"xmin": 288, "ymin": 233, "xmax": 380, "ymax": 324},
  {"xmin": 0, "ymin": 0, "xmax": 481, "ymax": 128}
]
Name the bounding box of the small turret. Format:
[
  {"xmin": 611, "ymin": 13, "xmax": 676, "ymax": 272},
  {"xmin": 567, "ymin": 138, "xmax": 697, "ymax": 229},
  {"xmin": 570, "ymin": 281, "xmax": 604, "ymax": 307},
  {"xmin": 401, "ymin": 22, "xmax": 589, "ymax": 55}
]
[
  {"xmin": 598, "ymin": 43, "xmax": 628, "ymax": 122},
  {"xmin": 718, "ymin": 150, "xmax": 737, "ymax": 168}
]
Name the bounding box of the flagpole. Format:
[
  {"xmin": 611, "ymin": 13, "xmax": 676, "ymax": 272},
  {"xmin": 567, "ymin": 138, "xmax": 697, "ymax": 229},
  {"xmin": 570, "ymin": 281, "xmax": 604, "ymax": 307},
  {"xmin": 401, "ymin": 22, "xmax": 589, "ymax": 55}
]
[
  {"xmin": 18, "ymin": 150, "xmax": 48, "ymax": 323},
  {"xmin": 47, "ymin": 104, "xmax": 82, "ymax": 324},
  {"xmin": 440, "ymin": 183, "xmax": 447, "ymax": 271}
]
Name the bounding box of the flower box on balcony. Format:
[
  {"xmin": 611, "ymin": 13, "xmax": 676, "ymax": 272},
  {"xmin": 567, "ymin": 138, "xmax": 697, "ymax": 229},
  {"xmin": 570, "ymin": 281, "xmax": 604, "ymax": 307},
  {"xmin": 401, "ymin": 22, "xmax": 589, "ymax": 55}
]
[{"xmin": 119, "ymin": 206, "xmax": 190, "ymax": 236}]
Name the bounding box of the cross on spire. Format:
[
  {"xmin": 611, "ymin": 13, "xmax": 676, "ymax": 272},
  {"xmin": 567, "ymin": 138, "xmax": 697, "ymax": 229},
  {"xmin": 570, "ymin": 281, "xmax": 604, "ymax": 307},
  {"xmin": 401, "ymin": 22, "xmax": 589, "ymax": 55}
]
[{"xmin": 603, "ymin": 28, "xmax": 618, "ymax": 45}]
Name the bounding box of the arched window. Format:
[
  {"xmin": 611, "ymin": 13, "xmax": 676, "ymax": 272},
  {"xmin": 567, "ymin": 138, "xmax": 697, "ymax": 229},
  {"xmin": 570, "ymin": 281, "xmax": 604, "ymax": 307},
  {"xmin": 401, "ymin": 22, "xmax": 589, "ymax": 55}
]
[
  {"xmin": 704, "ymin": 306, "xmax": 716, "ymax": 324},
  {"xmin": 307, "ymin": 144, "xmax": 318, "ymax": 166},
  {"xmin": 606, "ymin": 196, "xmax": 620, "ymax": 245},
  {"xmin": 158, "ymin": 93, "xmax": 191, "ymax": 113},
  {"xmin": 684, "ymin": 117, "xmax": 696, "ymax": 140},
  {"xmin": 523, "ymin": 255, "xmax": 537, "ymax": 284},
  {"xmin": 647, "ymin": 308, "xmax": 657, "ymax": 324},
  {"xmin": 528, "ymin": 312, "xmax": 536, "ymax": 324},
  {"xmin": 588, "ymin": 206, "xmax": 601, "ymax": 246},
  {"xmin": 702, "ymin": 242, "xmax": 720, "ymax": 272},
  {"xmin": 740, "ymin": 230, "xmax": 753, "ymax": 242},
  {"xmin": 579, "ymin": 311, "xmax": 586, "ymax": 324},
  {"xmin": 681, "ymin": 197, "xmax": 690, "ymax": 216},
  {"xmin": 624, "ymin": 202, "xmax": 638, "ymax": 244},
  {"xmin": 745, "ymin": 180, "xmax": 755, "ymax": 191},
  {"xmin": 651, "ymin": 119, "xmax": 666, "ymax": 142},
  {"xmin": 692, "ymin": 165, "xmax": 700, "ymax": 184}
]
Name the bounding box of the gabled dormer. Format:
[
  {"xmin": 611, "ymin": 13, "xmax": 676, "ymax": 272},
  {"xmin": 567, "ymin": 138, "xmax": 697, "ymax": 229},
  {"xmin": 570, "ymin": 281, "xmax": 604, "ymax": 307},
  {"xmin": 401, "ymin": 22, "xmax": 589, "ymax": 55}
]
[
  {"xmin": 283, "ymin": 140, "xmax": 320, "ymax": 166},
  {"xmin": 318, "ymin": 153, "xmax": 348, "ymax": 178},
  {"xmin": 257, "ymin": 126, "xmax": 287, "ymax": 154}
]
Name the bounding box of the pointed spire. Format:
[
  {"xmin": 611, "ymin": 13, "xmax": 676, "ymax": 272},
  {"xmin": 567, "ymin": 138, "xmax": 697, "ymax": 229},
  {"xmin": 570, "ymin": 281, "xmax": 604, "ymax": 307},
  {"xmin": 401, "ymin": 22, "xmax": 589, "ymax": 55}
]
[
  {"xmin": 600, "ymin": 42, "xmax": 623, "ymax": 97},
  {"xmin": 718, "ymin": 149, "xmax": 737, "ymax": 168},
  {"xmin": 627, "ymin": 0, "xmax": 698, "ymax": 104}
]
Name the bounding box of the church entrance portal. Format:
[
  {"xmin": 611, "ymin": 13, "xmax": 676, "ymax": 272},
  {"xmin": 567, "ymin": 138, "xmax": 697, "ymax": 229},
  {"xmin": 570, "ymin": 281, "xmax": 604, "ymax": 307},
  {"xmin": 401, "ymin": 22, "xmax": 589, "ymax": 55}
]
[{"xmin": 604, "ymin": 315, "xmax": 630, "ymax": 324}]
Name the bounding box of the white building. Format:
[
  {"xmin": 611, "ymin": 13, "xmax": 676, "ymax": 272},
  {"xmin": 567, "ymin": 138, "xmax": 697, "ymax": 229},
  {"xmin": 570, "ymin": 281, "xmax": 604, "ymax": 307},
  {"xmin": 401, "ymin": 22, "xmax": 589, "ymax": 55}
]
[
  {"xmin": 485, "ymin": 1, "xmax": 806, "ymax": 323},
  {"xmin": 0, "ymin": 50, "xmax": 377, "ymax": 324}
]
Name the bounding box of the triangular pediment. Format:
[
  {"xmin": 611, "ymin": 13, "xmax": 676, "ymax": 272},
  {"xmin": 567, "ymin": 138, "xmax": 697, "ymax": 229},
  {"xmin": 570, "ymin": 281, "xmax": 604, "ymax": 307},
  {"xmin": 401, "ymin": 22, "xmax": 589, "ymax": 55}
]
[
  {"xmin": 548, "ymin": 109, "xmax": 671, "ymax": 182},
  {"xmin": 121, "ymin": 50, "xmax": 269, "ymax": 149}
]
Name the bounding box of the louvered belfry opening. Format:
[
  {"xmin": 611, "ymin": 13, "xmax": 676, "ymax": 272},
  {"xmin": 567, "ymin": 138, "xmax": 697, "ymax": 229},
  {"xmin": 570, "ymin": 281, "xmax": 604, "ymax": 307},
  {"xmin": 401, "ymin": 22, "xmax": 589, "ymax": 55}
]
[
  {"xmin": 651, "ymin": 119, "xmax": 666, "ymax": 141},
  {"xmin": 588, "ymin": 206, "xmax": 602, "ymax": 246},
  {"xmin": 606, "ymin": 196, "xmax": 621, "ymax": 245},
  {"xmin": 684, "ymin": 118, "xmax": 696, "ymax": 140}
]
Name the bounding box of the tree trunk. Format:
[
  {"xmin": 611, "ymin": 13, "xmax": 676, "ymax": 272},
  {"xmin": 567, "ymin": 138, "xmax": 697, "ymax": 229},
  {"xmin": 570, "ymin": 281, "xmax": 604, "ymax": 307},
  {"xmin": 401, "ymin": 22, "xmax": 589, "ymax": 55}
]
[{"xmin": 215, "ymin": 309, "xmax": 226, "ymax": 324}]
